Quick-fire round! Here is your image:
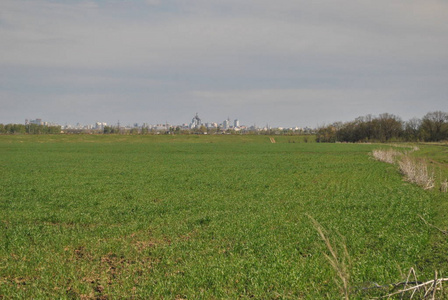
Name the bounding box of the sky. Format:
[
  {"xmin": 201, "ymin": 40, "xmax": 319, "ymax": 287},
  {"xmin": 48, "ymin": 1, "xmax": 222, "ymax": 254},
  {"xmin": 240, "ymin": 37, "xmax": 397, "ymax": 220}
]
[{"xmin": 1, "ymin": 0, "xmax": 447, "ymax": 128}]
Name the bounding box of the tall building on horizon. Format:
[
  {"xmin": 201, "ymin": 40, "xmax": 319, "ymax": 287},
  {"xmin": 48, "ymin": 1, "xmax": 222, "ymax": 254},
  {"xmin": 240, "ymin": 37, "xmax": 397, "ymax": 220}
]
[
  {"xmin": 190, "ymin": 113, "xmax": 201, "ymax": 129},
  {"xmin": 223, "ymin": 118, "xmax": 230, "ymax": 130}
]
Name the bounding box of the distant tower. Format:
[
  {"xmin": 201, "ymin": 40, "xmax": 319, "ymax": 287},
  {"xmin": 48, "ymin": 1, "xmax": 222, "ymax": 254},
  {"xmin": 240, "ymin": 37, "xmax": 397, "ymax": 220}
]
[
  {"xmin": 191, "ymin": 113, "xmax": 201, "ymax": 129},
  {"xmin": 234, "ymin": 119, "xmax": 239, "ymax": 128},
  {"xmin": 223, "ymin": 118, "xmax": 230, "ymax": 130}
]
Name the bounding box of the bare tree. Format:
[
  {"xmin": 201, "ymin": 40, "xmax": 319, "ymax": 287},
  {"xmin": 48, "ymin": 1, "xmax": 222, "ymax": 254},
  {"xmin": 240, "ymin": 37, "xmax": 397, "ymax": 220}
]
[
  {"xmin": 421, "ymin": 111, "xmax": 448, "ymax": 141},
  {"xmin": 404, "ymin": 117, "xmax": 422, "ymax": 141}
]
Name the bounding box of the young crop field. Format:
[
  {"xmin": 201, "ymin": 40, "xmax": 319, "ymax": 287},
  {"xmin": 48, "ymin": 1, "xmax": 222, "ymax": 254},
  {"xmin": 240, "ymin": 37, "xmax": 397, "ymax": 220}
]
[{"xmin": 0, "ymin": 135, "xmax": 447, "ymax": 299}]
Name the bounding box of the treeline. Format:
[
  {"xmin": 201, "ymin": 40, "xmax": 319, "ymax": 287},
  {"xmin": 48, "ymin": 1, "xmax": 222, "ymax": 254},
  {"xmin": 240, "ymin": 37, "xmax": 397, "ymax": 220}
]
[
  {"xmin": 0, "ymin": 123, "xmax": 61, "ymax": 134},
  {"xmin": 316, "ymin": 111, "xmax": 448, "ymax": 143}
]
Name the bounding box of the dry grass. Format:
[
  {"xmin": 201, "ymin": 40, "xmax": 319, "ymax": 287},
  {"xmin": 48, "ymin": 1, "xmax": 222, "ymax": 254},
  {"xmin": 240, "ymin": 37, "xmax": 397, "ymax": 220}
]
[
  {"xmin": 418, "ymin": 214, "xmax": 447, "ymax": 235},
  {"xmin": 308, "ymin": 215, "xmax": 351, "ymax": 300},
  {"xmin": 440, "ymin": 179, "xmax": 448, "ymax": 193},
  {"xmin": 373, "ymin": 268, "xmax": 448, "ymax": 299},
  {"xmin": 371, "ymin": 147, "xmax": 440, "ymax": 191},
  {"xmin": 371, "ymin": 149, "xmax": 402, "ymax": 164},
  {"xmin": 388, "ymin": 144, "xmax": 420, "ymax": 152},
  {"xmin": 398, "ymin": 156, "xmax": 435, "ymax": 190}
]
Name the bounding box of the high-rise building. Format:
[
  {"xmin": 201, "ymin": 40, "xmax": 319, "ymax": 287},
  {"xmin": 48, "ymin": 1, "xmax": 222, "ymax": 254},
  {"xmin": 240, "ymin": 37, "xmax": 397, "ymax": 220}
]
[
  {"xmin": 190, "ymin": 113, "xmax": 201, "ymax": 129},
  {"xmin": 223, "ymin": 118, "xmax": 230, "ymax": 129},
  {"xmin": 95, "ymin": 122, "xmax": 107, "ymax": 130},
  {"xmin": 29, "ymin": 118, "xmax": 43, "ymax": 125},
  {"xmin": 234, "ymin": 119, "xmax": 239, "ymax": 128}
]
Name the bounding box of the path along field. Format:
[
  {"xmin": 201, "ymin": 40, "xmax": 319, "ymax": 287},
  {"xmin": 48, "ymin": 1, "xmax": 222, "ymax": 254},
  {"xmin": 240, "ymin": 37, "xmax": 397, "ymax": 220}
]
[{"xmin": 0, "ymin": 135, "xmax": 447, "ymax": 298}]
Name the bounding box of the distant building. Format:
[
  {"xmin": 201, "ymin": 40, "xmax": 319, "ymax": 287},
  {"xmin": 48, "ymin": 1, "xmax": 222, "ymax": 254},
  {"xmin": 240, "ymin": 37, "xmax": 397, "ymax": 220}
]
[
  {"xmin": 95, "ymin": 122, "xmax": 107, "ymax": 130},
  {"xmin": 29, "ymin": 118, "xmax": 43, "ymax": 125},
  {"xmin": 190, "ymin": 113, "xmax": 202, "ymax": 129},
  {"xmin": 234, "ymin": 119, "xmax": 240, "ymax": 128},
  {"xmin": 223, "ymin": 118, "xmax": 230, "ymax": 130}
]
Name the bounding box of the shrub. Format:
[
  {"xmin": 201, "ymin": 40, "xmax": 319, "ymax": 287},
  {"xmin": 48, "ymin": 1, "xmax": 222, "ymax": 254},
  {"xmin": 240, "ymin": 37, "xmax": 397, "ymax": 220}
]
[
  {"xmin": 398, "ymin": 156, "xmax": 435, "ymax": 190},
  {"xmin": 371, "ymin": 149, "xmax": 402, "ymax": 164}
]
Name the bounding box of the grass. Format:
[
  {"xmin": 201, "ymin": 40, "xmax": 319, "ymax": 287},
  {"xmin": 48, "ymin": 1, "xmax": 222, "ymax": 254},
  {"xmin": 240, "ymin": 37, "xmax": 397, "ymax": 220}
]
[
  {"xmin": 308, "ymin": 215, "xmax": 351, "ymax": 300},
  {"xmin": 412, "ymin": 142, "xmax": 448, "ymax": 189},
  {"xmin": 398, "ymin": 156, "xmax": 435, "ymax": 190},
  {"xmin": 371, "ymin": 147, "xmax": 437, "ymax": 190},
  {"xmin": 371, "ymin": 148, "xmax": 402, "ymax": 164},
  {"xmin": 0, "ymin": 135, "xmax": 447, "ymax": 298}
]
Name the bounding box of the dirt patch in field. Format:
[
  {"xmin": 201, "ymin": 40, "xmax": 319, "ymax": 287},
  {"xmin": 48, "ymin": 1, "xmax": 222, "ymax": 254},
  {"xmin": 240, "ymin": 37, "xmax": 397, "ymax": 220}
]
[
  {"xmin": 71, "ymin": 246, "xmax": 93, "ymax": 261},
  {"xmin": 0, "ymin": 275, "xmax": 39, "ymax": 292},
  {"xmin": 63, "ymin": 247, "xmax": 158, "ymax": 299},
  {"xmin": 59, "ymin": 228, "xmax": 198, "ymax": 298},
  {"xmin": 179, "ymin": 228, "xmax": 199, "ymax": 241},
  {"xmin": 127, "ymin": 231, "xmax": 172, "ymax": 252}
]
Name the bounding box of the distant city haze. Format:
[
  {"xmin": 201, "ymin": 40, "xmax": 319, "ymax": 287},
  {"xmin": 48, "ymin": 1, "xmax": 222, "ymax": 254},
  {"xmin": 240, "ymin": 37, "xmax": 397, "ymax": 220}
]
[
  {"xmin": 23, "ymin": 114, "xmax": 312, "ymax": 133},
  {"xmin": 1, "ymin": 0, "xmax": 447, "ymax": 128}
]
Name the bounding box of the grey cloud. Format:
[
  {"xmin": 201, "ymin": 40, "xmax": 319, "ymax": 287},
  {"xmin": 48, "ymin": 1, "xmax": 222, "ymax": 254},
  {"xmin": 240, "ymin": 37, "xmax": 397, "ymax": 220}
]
[{"xmin": 0, "ymin": 0, "xmax": 447, "ymax": 127}]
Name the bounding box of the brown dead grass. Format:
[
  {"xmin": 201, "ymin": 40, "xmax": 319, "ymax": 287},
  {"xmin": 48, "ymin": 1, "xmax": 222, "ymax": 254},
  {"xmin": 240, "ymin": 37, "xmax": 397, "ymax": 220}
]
[
  {"xmin": 440, "ymin": 179, "xmax": 448, "ymax": 193},
  {"xmin": 398, "ymin": 156, "xmax": 435, "ymax": 190},
  {"xmin": 371, "ymin": 148, "xmax": 440, "ymax": 190},
  {"xmin": 308, "ymin": 215, "xmax": 351, "ymax": 300},
  {"xmin": 371, "ymin": 149, "xmax": 402, "ymax": 164}
]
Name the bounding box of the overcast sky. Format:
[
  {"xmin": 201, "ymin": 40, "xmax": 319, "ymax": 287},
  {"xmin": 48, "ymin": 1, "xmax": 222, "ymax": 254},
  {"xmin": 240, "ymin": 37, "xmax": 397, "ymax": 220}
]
[{"xmin": 1, "ymin": 0, "xmax": 447, "ymax": 128}]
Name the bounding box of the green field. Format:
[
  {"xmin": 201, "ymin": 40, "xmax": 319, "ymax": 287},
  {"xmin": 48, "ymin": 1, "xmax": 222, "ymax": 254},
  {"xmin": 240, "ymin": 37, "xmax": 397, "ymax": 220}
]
[{"xmin": 1, "ymin": 135, "xmax": 447, "ymax": 299}]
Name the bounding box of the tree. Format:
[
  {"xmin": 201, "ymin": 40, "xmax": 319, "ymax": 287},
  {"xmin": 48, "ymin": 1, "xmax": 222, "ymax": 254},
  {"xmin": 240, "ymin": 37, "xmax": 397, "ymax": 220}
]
[
  {"xmin": 376, "ymin": 113, "xmax": 403, "ymax": 142},
  {"xmin": 404, "ymin": 118, "xmax": 422, "ymax": 141},
  {"xmin": 316, "ymin": 124, "xmax": 337, "ymax": 142},
  {"xmin": 421, "ymin": 111, "xmax": 448, "ymax": 141},
  {"xmin": 199, "ymin": 125, "xmax": 207, "ymax": 134},
  {"xmin": 103, "ymin": 126, "xmax": 118, "ymax": 134}
]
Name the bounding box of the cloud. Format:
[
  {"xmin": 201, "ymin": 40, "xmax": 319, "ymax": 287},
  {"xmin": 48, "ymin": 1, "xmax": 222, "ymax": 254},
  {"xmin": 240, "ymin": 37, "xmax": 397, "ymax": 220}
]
[
  {"xmin": 145, "ymin": 0, "xmax": 161, "ymax": 6},
  {"xmin": 2, "ymin": 0, "xmax": 447, "ymax": 69},
  {"xmin": 189, "ymin": 88, "xmax": 411, "ymax": 125},
  {"xmin": 0, "ymin": 0, "xmax": 447, "ymax": 126}
]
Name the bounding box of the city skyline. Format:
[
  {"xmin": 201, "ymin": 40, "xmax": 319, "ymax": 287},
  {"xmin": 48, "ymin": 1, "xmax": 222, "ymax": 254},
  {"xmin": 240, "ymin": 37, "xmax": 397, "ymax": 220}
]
[{"xmin": 21, "ymin": 113, "xmax": 309, "ymax": 131}]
